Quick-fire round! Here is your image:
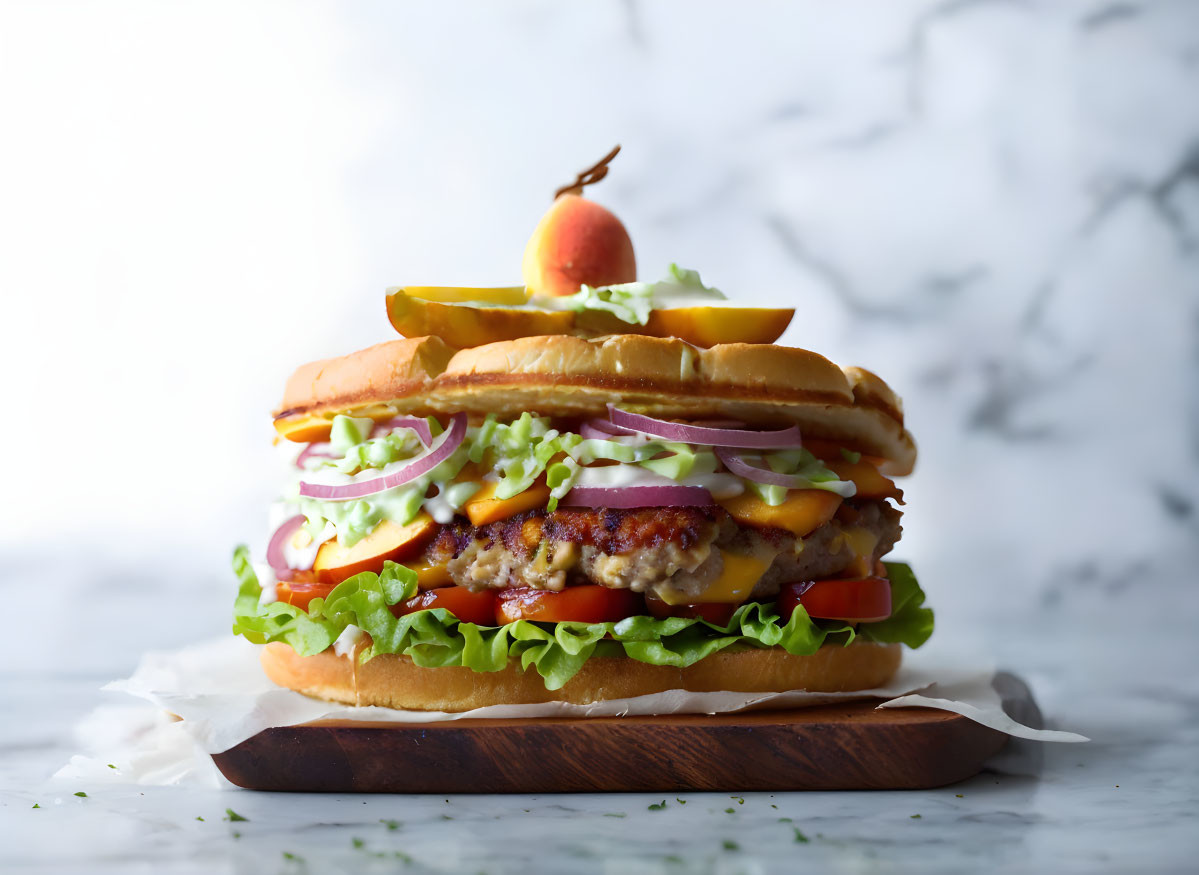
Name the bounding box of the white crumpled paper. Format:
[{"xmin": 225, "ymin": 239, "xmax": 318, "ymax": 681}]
[{"xmin": 55, "ymin": 636, "xmax": 1087, "ymax": 787}]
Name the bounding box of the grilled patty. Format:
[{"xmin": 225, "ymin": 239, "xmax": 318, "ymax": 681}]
[{"xmin": 423, "ymin": 500, "xmax": 901, "ymax": 604}]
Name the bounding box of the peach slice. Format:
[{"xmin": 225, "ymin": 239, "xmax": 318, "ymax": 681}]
[
  {"xmin": 385, "ymin": 288, "xmax": 573, "ymax": 348},
  {"xmin": 823, "ymin": 459, "xmax": 901, "ymax": 500},
  {"xmin": 385, "ymin": 289, "xmax": 793, "ymax": 349},
  {"xmin": 719, "ymin": 490, "xmax": 843, "ymax": 538},
  {"xmin": 463, "ymin": 481, "xmax": 552, "ymax": 526},
  {"xmin": 643, "ymin": 306, "xmax": 793, "ymax": 347},
  {"xmin": 521, "ymin": 194, "xmax": 637, "ymax": 297},
  {"xmin": 401, "ymin": 286, "xmax": 529, "ymax": 305},
  {"xmin": 312, "ymin": 513, "xmax": 438, "ymax": 585}
]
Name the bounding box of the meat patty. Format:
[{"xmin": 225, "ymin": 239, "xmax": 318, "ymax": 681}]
[{"xmin": 422, "ymin": 501, "xmax": 902, "ymax": 602}]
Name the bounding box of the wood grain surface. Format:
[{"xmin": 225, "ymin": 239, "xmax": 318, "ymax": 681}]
[{"xmin": 211, "ymin": 674, "xmax": 1034, "ymax": 792}]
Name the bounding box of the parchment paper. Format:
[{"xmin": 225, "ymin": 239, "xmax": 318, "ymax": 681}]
[{"xmin": 55, "ymin": 636, "xmax": 1087, "ymax": 788}]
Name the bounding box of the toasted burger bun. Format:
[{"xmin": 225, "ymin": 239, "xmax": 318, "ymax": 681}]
[
  {"xmin": 275, "ymin": 334, "xmax": 916, "ymax": 474},
  {"xmin": 260, "ymin": 641, "xmax": 902, "ymax": 712}
]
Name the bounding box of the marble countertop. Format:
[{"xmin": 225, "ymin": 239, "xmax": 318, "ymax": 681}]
[{"xmin": 2, "ymin": 600, "xmax": 1195, "ymax": 874}]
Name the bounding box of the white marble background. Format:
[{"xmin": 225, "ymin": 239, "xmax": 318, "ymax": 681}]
[{"xmin": 1, "ymin": 1, "xmax": 1197, "ymax": 871}]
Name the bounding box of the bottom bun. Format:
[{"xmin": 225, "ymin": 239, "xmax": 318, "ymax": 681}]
[{"xmin": 260, "ymin": 641, "xmax": 901, "ymax": 712}]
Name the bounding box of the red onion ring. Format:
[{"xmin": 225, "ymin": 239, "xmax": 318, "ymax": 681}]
[
  {"xmin": 371, "ymin": 416, "xmax": 433, "ymax": 446},
  {"xmin": 607, "ymin": 405, "xmax": 801, "ymax": 449},
  {"xmin": 561, "ymin": 484, "xmax": 714, "ymax": 509},
  {"xmin": 580, "ymin": 419, "xmax": 632, "ymax": 441},
  {"xmin": 295, "ymin": 443, "xmax": 338, "ymax": 469},
  {"xmin": 715, "ymin": 446, "xmax": 854, "ymax": 496},
  {"xmin": 299, "ymin": 413, "xmax": 466, "ymax": 501},
  {"xmin": 266, "ymin": 515, "xmax": 307, "ymax": 580}
]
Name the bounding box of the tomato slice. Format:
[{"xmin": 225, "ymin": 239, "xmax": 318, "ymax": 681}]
[
  {"xmin": 275, "ymin": 579, "xmax": 336, "ymax": 611},
  {"xmin": 393, "ymin": 587, "xmax": 498, "ymax": 626},
  {"xmin": 645, "ymin": 593, "xmax": 738, "ymax": 626},
  {"xmin": 495, "ymin": 585, "xmax": 643, "ymax": 625},
  {"xmin": 777, "ymin": 577, "xmax": 892, "ymax": 623}
]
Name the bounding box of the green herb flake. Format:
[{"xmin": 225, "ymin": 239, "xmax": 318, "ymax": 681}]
[
  {"xmin": 352, "ymin": 837, "xmax": 365, "ymax": 849},
  {"xmin": 73, "ymin": 791, "xmax": 87, "ymax": 798},
  {"xmin": 648, "ymin": 800, "xmax": 667, "ymax": 811},
  {"xmin": 380, "ymin": 819, "xmax": 401, "ymax": 830},
  {"xmin": 394, "ymin": 851, "xmax": 413, "ymax": 863},
  {"xmin": 730, "ymin": 796, "xmax": 744, "ymax": 804},
  {"xmin": 778, "ymin": 816, "xmax": 793, "ymax": 823},
  {"xmin": 675, "ymin": 798, "xmax": 686, "ymax": 804},
  {"xmin": 232, "ymin": 831, "xmax": 241, "ymax": 839},
  {"xmin": 910, "ymin": 814, "xmax": 922, "ymax": 819},
  {"xmin": 724, "ymin": 807, "xmax": 735, "ymax": 814},
  {"xmin": 793, "ymin": 828, "xmax": 810, "ymax": 843},
  {"xmin": 282, "ymin": 851, "xmax": 303, "ymax": 861},
  {"xmin": 224, "ymin": 808, "xmax": 248, "ymax": 822},
  {"xmin": 603, "ymin": 813, "xmax": 627, "ymax": 818},
  {"xmin": 722, "ymin": 840, "xmax": 740, "ymax": 851},
  {"xmin": 664, "ymin": 854, "xmax": 684, "ymax": 864},
  {"xmin": 195, "ymin": 816, "xmax": 204, "ymax": 822},
  {"xmin": 840, "ymin": 448, "xmax": 862, "ymax": 463},
  {"xmin": 440, "ymin": 814, "xmax": 454, "ymax": 820},
  {"xmin": 106, "ymin": 764, "xmax": 117, "ymax": 770},
  {"xmin": 770, "ymin": 804, "xmax": 778, "ymax": 809},
  {"xmin": 955, "ymin": 794, "xmax": 964, "ymax": 798},
  {"xmin": 32, "ymin": 803, "xmax": 40, "ymax": 809}
]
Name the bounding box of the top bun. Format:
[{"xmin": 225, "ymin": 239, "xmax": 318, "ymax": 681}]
[{"xmin": 275, "ymin": 334, "xmax": 916, "ymax": 474}]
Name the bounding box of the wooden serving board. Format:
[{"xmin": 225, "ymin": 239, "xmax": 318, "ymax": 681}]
[{"xmin": 211, "ymin": 673, "xmax": 1035, "ymax": 792}]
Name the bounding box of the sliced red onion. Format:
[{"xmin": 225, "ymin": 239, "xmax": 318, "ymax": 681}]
[
  {"xmin": 607, "ymin": 405, "xmax": 801, "ymax": 449},
  {"xmin": 299, "ymin": 413, "xmax": 466, "ymax": 501},
  {"xmin": 580, "ymin": 419, "xmax": 631, "ymax": 441},
  {"xmin": 560, "ymin": 484, "xmax": 714, "ymax": 509},
  {"xmin": 266, "ymin": 515, "xmax": 307, "ymax": 580},
  {"xmin": 295, "ymin": 443, "xmax": 338, "ymax": 469},
  {"xmin": 372, "ymin": 416, "xmax": 433, "ymax": 446},
  {"xmin": 715, "ymin": 446, "xmax": 856, "ymax": 497},
  {"xmin": 581, "ymin": 417, "xmax": 635, "ymax": 439}
]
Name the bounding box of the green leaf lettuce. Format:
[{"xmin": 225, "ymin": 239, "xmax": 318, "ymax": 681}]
[{"xmin": 233, "ymin": 548, "xmax": 932, "ymax": 691}]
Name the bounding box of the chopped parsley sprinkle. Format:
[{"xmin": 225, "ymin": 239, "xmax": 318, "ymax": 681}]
[
  {"xmin": 380, "ymin": 819, "xmax": 401, "ymax": 830},
  {"xmin": 224, "ymin": 808, "xmax": 248, "ymax": 822},
  {"xmin": 794, "ymin": 828, "xmax": 810, "ymax": 843},
  {"xmin": 73, "ymin": 792, "xmax": 87, "ymax": 798},
  {"xmin": 722, "ymin": 840, "xmax": 740, "ymax": 851},
  {"xmin": 648, "ymin": 801, "xmax": 667, "ymax": 811}
]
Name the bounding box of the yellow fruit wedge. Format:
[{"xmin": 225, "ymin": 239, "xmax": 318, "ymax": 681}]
[{"xmin": 394, "ymin": 286, "xmax": 530, "ymax": 305}]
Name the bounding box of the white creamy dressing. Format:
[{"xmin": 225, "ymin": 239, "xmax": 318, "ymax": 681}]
[
  {"xmin": 283, "ymin": 521, "xmax": 335, "ymax": 567},
  {"xmin": 253, "ymin": 562, "xmax": 279, "ymax": 606},
  {"xmin": 424, "ymin": 491, "xmax": 456, "ymax": 524},
  {"xmin": 571, "ymin": 465, "xmax": 744, "ymax": 499},
  {"xmin": 332, "ymin": 624, "xmax": 364, "ymax": 658}
]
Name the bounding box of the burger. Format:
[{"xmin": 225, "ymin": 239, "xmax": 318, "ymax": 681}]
[{"xmin": 231, "ymin": 151, "xmax": 933, "ymax": 712}]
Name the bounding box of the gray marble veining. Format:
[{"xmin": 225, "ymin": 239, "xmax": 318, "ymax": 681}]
[{"xmin": 1, "ymin": 0, "xmax": 1197, "ymax": 871}]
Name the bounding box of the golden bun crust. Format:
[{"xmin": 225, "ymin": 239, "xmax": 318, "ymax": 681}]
[
  {"xmin": 275, "ymin": 336, "xmax": 456, "ymax": 420},
  {"xmin": 260, "ymin": 641, "xmax": 902, "ymax": 712},
  {"xmin": 274, "ymin": 334, "xmax": 915, "ymax": 474}
]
